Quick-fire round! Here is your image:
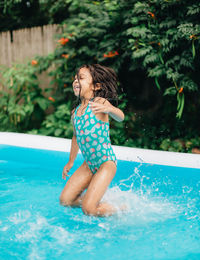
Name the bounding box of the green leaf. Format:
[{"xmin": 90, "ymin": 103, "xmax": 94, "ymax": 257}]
[
  {"xmin": 192, "ymin": 40, "xmax": 195, "ymax": 58},
  {"xmin": 55, "ymin": 128, "xmax": 63, "ymax": 136},
  {"xmin": 176, "ymin": 93, "xmax": 185, "ymax": 119},
  {"xmin": 35, "ymin": 97, "xmax": 49, "ymax": 110},
  {"xmin": 164, "ymin": 87, "xmax": 176, "ymax": 96},
  {"xmin": 155, "ymin": 77, "xmax": 160, "ymax": 90}
]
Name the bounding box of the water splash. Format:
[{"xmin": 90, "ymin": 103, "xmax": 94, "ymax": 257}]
[
  {"xmin": 101, "ymin": 165, "xmax": 188, "ymax": 224},
  {"xmin": 8, "ymin": 210, "xmax": 31, "ymax": 224}
]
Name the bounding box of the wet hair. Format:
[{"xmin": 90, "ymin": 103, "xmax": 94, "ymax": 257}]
[{"xmin": 71, "ymin": 64, "xmax": 119, "ymax": 116}]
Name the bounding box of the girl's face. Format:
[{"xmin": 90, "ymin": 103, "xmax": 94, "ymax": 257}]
[{"xmin": 72, "ymin": 67, "xmax": 94, "ymax": 100}]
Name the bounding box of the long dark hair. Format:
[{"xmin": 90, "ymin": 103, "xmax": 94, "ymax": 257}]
[{"xmin": 71, "ymin": 64, "xmax": 119, "ymax": 116}]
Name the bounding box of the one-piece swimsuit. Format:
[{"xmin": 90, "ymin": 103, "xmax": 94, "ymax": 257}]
[{"xmin": 73, "ymin": 97, "xmax": 117, "ymax": 174}]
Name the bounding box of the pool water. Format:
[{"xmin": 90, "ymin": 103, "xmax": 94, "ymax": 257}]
[{"xmin": 0, "ymin": 145, "xmax": 200, "ymax": 260}]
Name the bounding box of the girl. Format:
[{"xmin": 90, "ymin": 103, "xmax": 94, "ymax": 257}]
[{"xmin": 59, "ymin": 64, "xmax": 124, "ymax": 217}]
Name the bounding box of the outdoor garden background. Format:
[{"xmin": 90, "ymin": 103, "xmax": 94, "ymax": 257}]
[{"xmin": 0, "ymin": 0, "xmax": 200, "ymax": 153}]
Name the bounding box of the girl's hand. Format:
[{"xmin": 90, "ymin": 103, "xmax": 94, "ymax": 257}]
[
  {"xmin": 62, "ymin": 162, "xmax": 73, "ymax": 180},
  {"xmin": 89, "ymin": 101, "xmax": 111, "ymax": 114}
]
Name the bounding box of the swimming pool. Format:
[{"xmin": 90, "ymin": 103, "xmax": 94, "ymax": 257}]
[{"xmin": 0, "ymin": 132, "xmax": 200, "ymax": 260}]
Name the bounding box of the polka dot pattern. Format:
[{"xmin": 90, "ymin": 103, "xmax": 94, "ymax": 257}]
[{"xmin": 74, "ymin": 99, "xmax": 117, "ymax": 174}]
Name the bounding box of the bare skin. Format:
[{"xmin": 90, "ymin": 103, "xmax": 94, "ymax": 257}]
[{"xmin": 60, "ymin": 160, "xmax": 117, "ymax": 217}]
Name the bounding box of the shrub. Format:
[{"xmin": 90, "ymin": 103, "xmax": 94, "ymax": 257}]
[
  {"xmin": 1, "ymin": 0, "xmax": 200, "ymax": 153},
  {"xmin": 0, "ymin": 61, "xmax": 51, "ymax": 132}
]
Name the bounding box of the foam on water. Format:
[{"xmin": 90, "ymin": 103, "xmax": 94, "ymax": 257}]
[
  {"xmin": 102, "ymin": 186, "xmax": 180, "ymax": 223},
  {"xmin": 100, "ymin": 165, "xmax": 183, "ymax": 225},
  {"xmin": 12, "ymin": 214, "xmax": 74, "ymax": 245},
  {"xmin": 8, "ymin": 210, "xmax": 31, "ymax": 224}
]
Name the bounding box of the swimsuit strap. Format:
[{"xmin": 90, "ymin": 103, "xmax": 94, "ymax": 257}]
[
  {"xmin": 74, "ymin": 97, "xmax": 96, "ymax": 118},
  {"xmin": 75, "ymin": 97, "xmax": 95, "ymax": 117}
]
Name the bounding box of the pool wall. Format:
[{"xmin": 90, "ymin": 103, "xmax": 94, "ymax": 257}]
[{"xmin": 0, "ymin": 132, "xmax": 200, "ymax": 169}]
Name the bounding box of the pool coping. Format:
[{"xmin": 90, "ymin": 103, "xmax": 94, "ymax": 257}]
[{"xmin": 0, "ymin": 132, "xmax": 200, "ymax": 169}]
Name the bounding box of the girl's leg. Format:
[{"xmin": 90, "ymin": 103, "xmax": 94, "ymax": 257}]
[
  {"xmin": 59, "ymin": 161, "xmax": 93, "ymax": 207},
  {"xmin": 81, "ymin": 160, "xmax": 117, "ymax": 217}
]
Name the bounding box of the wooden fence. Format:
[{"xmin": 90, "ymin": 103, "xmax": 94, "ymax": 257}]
[{"xmin": 0, "ymin": 24, "xmax": 61, "ymax": 67}]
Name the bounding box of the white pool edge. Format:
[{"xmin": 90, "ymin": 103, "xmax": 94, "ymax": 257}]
[{"xmin": 0, "ymin": 132, "xmax": 200, "ymax": 169}]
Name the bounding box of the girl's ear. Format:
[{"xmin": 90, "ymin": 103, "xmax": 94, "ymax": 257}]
[{"xmin": 94, "ymin": 83, "xmax": 101, "ymax": 90}]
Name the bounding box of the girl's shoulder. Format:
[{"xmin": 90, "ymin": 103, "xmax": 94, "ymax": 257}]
[
  {"xmin": 93, "ymin": 97, "xmax": 113, "ymax": 111},
  {"xmin": 92, "ymin": 97, "xmax": 110, "ymax": 105},
  {"xmin": 92, "ymin": 97, "xmax": 112, "ymax": 123}
]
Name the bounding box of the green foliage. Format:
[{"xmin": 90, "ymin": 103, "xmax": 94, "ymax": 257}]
[
  {"xmin": 1, "ymin": 0, "xmax": 200, "ymax": 154},
  {"xmin": 0, "ymin": 62, "xmax": 52, "ymax": 131},
  {"xmin": 125, "ymin": 0, "xmax": 200, "ymax": 119},
  {"xmin": 160, "ymin": 138, "xmax": 184, "ymax": 153},
  {"xmin": 0, "ymin": 0, "xmax": 70, "ymax": 32},
  {"xmin": 28, "ymin": 103, "xmax": 74, "ymax": 137},
  {"xmin": 160, "ymin": 137, "xmax": 200, "ymax": 153},
  {"xmin": 52, "ymin": 0, "xmax": 200, "ymax": 119},
  {"xmin": 2, "ymin": 0, "xmax": 200, "ymax": 119}
]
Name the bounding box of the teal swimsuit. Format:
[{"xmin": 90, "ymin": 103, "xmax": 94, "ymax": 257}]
[{"xmin": 73, "ymin": 98, "xmax": 117, "ymax": 174}]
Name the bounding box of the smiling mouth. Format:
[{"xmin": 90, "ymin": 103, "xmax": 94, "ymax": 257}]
[{"xmin": 74, "ymin": 86, "xmax": 80, "ymax": 91}]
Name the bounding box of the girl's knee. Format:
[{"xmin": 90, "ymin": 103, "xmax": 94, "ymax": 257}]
[
  {"xmin": 82, "ymin": 200, "xmax": 96, "ymax": 216},
  {"xmin": 59, "ymin": 195, "xmax": 72, "ymax": 207}
]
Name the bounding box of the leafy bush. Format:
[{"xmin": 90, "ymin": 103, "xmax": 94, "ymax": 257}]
[
  {"xmin": 0, "ymin": 61, "xmax": 52, "ymax": 132},
  {"xmin": 28, "ymin": 103, "xmax": 74, "ymax": 138},
  {"xmin": 0, "ymin": 0, "xmax": 70, "ymax": 32},
  {"xmin": 126, "ymin": 0, "xmax": 200, "ymax": 118},
  {"xmin": 1, "ymin": 0, "xmax": 200, "ymax": 153}
]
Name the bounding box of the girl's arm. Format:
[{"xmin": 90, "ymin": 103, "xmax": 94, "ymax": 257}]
[
  {"xmin": 62, "ymin": 110, "xmax": 79, "ymax": 179},
  {"xmin": 62, "ymin": 135, "xmax": 79, "ymax": 179},
  {"xmin": 68, "ymin": 135, "xmax": 79, "ymax": 165},
  {"xmin": 68, "ymin": 110, "xmax": 79, "ymax": 165},
  {"xmin": 107, "ymin": 105, "xmax": 124, "ymax": 122},
  {"xmin": 89, "ymin": 97, "xmax": 125, "ymax": 122}
]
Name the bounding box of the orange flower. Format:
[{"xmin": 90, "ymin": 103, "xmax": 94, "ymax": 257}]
[
  {"xmin": 179, "ymin": 87, "xmax": 183, "ymax": 93},
  {"xmin": 48, "ymin": 96, "xmax": 55, "ymax": 102},
  {"xmin": 158, "ymin": 42, "xmax": 161, "ymax": 46},
  {"xmin": 147, "ymin": 11, "xmax": 156, "ymax": 19},
  {"xmin": 62, "ymin": 54, "xmax": 69, "ymax": 59},
  {"xmin": 103, "ymin": 51, "xmax": 119, "ymax": 58},
  {"xmin": 64, "ymin": 84, "xmax": 67, "ymax": 88},
  {"xmin": 58, "ymin": 37, "xmax": 69, "ymax": 45},
  {"xmin": 189, "ymin": 34, "xmax": 197, "ymax": 40},
  {"xmin": 31, "ymin": 60, "xmax": 38, "ymax": 66}
]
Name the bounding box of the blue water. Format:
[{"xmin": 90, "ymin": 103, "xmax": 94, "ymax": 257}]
[{"xmin": 0, "ymin": 145, "xmax": 200, "ymax": 260}]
